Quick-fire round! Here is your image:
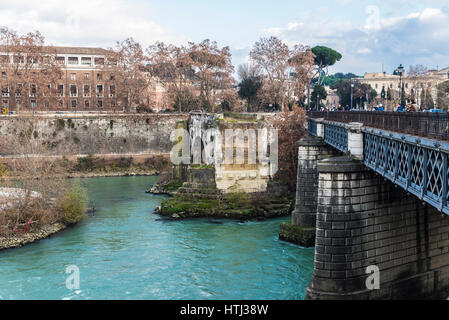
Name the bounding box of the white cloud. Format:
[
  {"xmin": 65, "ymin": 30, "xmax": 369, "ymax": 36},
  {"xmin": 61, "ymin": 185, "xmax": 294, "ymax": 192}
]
[
  {"xmin": 262, "ymin": 7, "xmax": 449, "ymax": 75},
  {"xmin": 0, "ymin": 0, "xmax": 187, "ymax": 48}
]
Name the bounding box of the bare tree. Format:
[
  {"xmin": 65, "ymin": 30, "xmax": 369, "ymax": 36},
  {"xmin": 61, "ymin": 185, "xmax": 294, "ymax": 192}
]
[
  {"xmin": 250, "ymin": 37, "xmax": 291, "ymax": 109},
  {"xmin": 107, "ymin": 38, "xmax": 149, "ymax": 112},
  {"xmin": 408, "ymin": 64, "xmax": 429, "ymax": 77},
  {"xmin": 287, "ymin": 46, "xmax": 315, "ymax": 106},
  {"xmin": 187, "ymin": 39, "xmax": 235, "ymax": 111},
  {"xmin": 0, "ymin": 28, "xmax": 61, "ymax": 113},
  {"xmin": 147, "ymin": 41, "xmax": 196, "ymax": 112}
]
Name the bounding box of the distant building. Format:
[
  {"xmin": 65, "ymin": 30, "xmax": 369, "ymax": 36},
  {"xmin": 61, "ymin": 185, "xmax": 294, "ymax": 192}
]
[
  {"xmin": 323, "ymin": 86, "xmax": 339, "ymax": 109},
  {"xmin": 0, "ymin": 45, "xmax": 168, "ymax": 112},
  {"xmin": 356, "ymin": 68, "xmax": 449, "ymax": 110}
]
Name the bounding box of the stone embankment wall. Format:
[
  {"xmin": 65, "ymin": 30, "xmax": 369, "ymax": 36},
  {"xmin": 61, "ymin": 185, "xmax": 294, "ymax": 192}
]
[{"xmin": 0, "ymin": 114, "xmax": 188, "ymax": 157}]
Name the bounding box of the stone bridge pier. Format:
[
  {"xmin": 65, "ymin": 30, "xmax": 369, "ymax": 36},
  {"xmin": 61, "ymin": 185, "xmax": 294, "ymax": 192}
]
[
  {"xmin": 306, "ymin": 155, "xmax": 449, "ymax": 299},
  {"xmin": 279, "ymin": 133, "xmax": 337, "ymax": 247}
]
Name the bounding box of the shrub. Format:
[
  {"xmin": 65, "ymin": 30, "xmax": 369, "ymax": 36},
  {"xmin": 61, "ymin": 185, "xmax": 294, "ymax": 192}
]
[
  {"xmin": 0, "ymin": 163, "xmax": 8, "ymax": 178},
  {"xmin": 57, "ymin": 184, "xmax": 88, "ymax": 225}
]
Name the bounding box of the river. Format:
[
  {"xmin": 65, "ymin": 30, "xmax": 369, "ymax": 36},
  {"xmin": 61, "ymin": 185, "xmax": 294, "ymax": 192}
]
[{"xmin": 0, "ymin": 176, "xmax": 314, "ymax": 300}]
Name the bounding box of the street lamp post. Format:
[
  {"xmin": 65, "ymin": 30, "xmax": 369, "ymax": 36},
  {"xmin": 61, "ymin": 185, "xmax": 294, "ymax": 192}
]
[
  {"xmin": 397, "ymin": 64, "xmax": 405, "ymax": 107},
  {"xmin": 350, "ymin": 79, "xmax": 354, "ymax": 110}
]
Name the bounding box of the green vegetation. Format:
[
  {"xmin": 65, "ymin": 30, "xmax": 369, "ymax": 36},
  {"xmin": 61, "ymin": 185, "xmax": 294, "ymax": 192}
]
[
  {"xmin": 165, "ymin": 180, "xmax": 183, "ymax": 191},
  {"xmin": 190, "ymin": 164, "xmax": 214, "ymax": 169},
  {"xmin": 175, "ymin": 120, "xmax": 188, "ymax": 129},
  {"xmin": 160, "ymin": 191, "xmax": 291, "ymax": 220},
  {"xmin": 161, "ymin": 198, "xmax": 219, "ymax": 215},
  {"xmin": 57, "ymin": 184, "xmax": 88, "ymax": 225},
  {"xmin": 279, "ymin": 222, "xmax": 316, "ymax": 247},
  {"xmin": 67, "ymin": 118, "xmax": 75, "ymax": 129},
  {"xmin": 0, "ymin": 163, "xmax": 8, "ymax": 177},
  {"xmin": 56, "ymin": 119, "xmax": 65, "ymax": 131},
  {"xmin": 75, "ymin": 155, "xmax": 95, "ymax": 172},
  {"xmin": 222, "ymin": 112, "xmax": 258, "ymax": 122}
]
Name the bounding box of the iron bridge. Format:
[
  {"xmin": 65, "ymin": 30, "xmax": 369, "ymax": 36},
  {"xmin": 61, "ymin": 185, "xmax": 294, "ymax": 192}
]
[{"xmin": 308, "ymin": 114, "xmax": 449, "ymax": 215}]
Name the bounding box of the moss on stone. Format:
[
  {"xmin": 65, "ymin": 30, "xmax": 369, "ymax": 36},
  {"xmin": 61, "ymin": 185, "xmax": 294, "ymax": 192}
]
[
  {"xmin": 159, "ymin": 192, "xmax": 291, "ymax": 220},
  {"xmin": 279, "ymin": 222, "xmax": 315, "ymax": 247}
]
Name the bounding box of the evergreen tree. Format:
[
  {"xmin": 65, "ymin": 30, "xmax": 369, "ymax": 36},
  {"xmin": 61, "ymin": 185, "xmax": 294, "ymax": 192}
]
[
  {"xmin": 400, "ymin": 83, "xmax": 406, "ymax": 107},
  {"xmin": 387, "ymin": 87, "xmax": 392, "ymax": 100},
  {"xmin": 420, "ymin": 88, "xmax": 426, "ymax": 108},
  {"xmin": 381, "ymin": 86, "xmax": 386, "ymax": 99},
  {"xmin": 425, "ymin": 88, "xmax": 435, "ymax": 109}
]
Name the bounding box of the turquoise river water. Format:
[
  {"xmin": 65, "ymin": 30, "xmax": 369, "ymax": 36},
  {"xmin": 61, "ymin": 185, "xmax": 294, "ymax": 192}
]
[{"xmin": 0, "ymin": 176, "xmax": 314, "ymax": 300}]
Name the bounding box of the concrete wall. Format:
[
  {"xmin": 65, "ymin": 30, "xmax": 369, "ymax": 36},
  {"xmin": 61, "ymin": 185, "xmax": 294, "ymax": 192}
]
[
  {"xmin": 0, "ymin": 114, "xmax": 188, "ymax": 156},
  {"xmin": 306, "ymin": 156, "xmax": 449, "ymax": 300}
]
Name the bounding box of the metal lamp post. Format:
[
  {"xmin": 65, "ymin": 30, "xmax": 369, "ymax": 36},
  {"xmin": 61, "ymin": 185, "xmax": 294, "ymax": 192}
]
[
  {"xmin": 350, "ymin": 80, "xmax": 354, "ymax": 110},
  {"xmin": 397, "ymin": 64, "xmax": 405, "ymax": 107}
]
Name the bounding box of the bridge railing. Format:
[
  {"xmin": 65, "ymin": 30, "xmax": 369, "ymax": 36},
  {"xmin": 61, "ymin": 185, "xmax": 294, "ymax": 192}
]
[
  {"xmin": 364, "ymin": 128, "xmax": 449, "ymax": 214},
  {"xmin": 324, "ymin": 122, "xmax": 348, "ymax": 153},
  {"xmin": 308, "ymin": 111, "xmax": 449, "ymax": 140}
]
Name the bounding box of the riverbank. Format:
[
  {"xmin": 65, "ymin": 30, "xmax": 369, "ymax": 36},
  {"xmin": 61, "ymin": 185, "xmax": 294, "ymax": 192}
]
[{"xmin": 0, "ymin": 222, "xmax": 67, "ymax": 251}]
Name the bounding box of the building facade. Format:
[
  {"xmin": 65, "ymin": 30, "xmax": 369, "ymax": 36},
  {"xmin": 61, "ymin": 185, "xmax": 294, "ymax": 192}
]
[
  {"xmin": 0, "ymin": 46, "xmax": 123, "ymax": 112},
  {"xmin": 357, "ymin": 68, "xmax": 449, "ymax": 110},
  {"xmin": 0, "ymin": 46, "xmax": 171, "ymax": 113}
]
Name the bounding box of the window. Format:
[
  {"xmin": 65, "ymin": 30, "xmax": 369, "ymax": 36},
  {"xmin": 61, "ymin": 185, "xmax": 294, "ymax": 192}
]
[
  {"xmin": 58, "ymin": 100, "xmax": 64, "ymax": 108},
  {"xmin": 84, "ymin": 73, "xmax": 89, "ymax": 80},
  {"xmin": 81, "ymin": 57, "xmax": 92, "ymax": 65},
  {"xmin": 1, "ymin": 86, "xmax": 9, "ymax": 97},
  {"xmin": 83, "ymin": 85, "xmax": 90, "ymax": 97},
  {"xmin": 16, "ymin": 84, "xmax": 22, "ymax": 97},
  {"xmin": 71, "ymin": 100, "xmax": 77, "ymax": 108},
  {"xmin": 84, "ymin": 100, "xmax": 90, "ymax": 108},
  {"xmin": 375, "ymin": 84, "xmax": 378, "ymax": 89},
  {"xmin": 56, "ymin": 56, "xmax": 65, "ymax": 64},
  {"xmin": 68, "ymin": 57, "xmax": 79, "ymax": 65},
  {"xmin": 1, "ymin": 72, "xmax": 6, "ymax": 79},
  {"xmin": 94, "ymin": 58, "xmax": 104, "ymax": 65},
  {"xmin": 43, "ymin": 84, "xmax": 51, "ymax": 97},
  {"xmin": 2, "ymin": 100, "xmax": 8, "ymax": 108},
  {"xmin": 30, "ymin": 99, "xmax": 37, "ymax": 108},
  {"xmin": 405, "ymin": 83, "xmax": 408, "ymax": 89},
  {"xmin": 97, "ymin": 99, "xmax": 103, "ymax": 108},
  {"xmin": 70, "ymin": 73, "xmax": 76, "ymax": 81},
  {"xmin": 57, "ymin": 84, "xmax": 64, "ymax": 97},
  {"xmin": 96, "ymin": 73, "xmax": 103, "ymax": 81},
  {"xmin": 70, "ymin": 85, "xmax": 78, "ymax": 97},
  {"xmin": 30, "ymin": 84, "xmax": 36, "ymax": 97},
  {"xmin": 109, "ymin": 85, "xmax": 115, "ymax": 97},
  {"xmin": 110, "ymin": 75, "xmax": 115, "ymax": 81},
  {"xmin": 96, "ymin": 84, "xmax": 104, "ymax": 97},
  {"xmin": 0, "ymin": 55, "xmax": 9, "ymax": 63},
  {"xmin": 14, "ymin": 55, "xmax": 25, "ymax": 64}
]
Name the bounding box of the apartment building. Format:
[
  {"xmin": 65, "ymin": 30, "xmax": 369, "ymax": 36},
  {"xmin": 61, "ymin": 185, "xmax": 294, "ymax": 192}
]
[{"xmin": 0, "ymin": 46, "xmax": 119, "ymax": 112}]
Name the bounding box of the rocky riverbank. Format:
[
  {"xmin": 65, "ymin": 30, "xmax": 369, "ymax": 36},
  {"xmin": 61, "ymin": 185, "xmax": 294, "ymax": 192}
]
[{"xmin": 0, "ymin": 222, "xmax": 67, "ymax": 251}]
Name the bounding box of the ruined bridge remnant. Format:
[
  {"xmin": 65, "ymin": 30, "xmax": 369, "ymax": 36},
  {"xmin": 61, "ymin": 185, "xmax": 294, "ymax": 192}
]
[{"xmin": 291, "ymin": 112, "xmax": 449, "ymax": 300}]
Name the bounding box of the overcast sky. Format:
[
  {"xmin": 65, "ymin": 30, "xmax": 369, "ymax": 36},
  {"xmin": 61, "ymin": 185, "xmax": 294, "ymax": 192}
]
[{"xmin": 1, "ymin": 0, "xmax": 449, "ymax": 76}]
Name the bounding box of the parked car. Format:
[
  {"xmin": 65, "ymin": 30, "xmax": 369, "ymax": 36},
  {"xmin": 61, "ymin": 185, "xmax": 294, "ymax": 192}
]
[{"xmin": 424, "ymin": 109, "xmax": 443, "ymax": 113}]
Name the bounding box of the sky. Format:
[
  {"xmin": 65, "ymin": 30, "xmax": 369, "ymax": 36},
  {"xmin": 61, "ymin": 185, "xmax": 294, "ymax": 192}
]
[{"xmin": 1, "ymin": 0, "xmax": 449, "ymax": 77}]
